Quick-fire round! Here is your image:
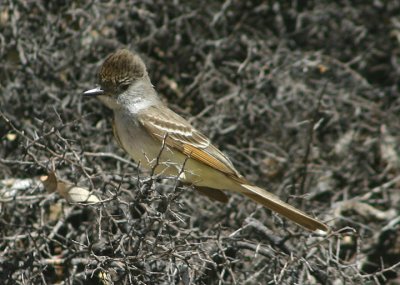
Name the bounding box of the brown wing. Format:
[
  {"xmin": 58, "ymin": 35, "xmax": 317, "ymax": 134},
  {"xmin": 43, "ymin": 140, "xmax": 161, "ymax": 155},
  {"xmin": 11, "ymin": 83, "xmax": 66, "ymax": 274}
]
[{"xmin": 138, "ymin": 105, "xmax": 247, "ymax": 183}]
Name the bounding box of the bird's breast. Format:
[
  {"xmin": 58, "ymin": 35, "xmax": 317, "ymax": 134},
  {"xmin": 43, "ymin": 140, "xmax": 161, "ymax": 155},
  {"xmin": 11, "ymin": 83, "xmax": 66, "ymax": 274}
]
[{"xmin": 113, "ymin": 111, "xmax": 188, "ymax": 177}]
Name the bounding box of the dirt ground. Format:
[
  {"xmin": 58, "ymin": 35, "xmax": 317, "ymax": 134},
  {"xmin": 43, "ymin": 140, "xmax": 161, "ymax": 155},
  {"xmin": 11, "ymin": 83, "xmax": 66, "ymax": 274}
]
[{"xmin": 1, "ymin": 1, "xmax": 400, "ymax": 284}]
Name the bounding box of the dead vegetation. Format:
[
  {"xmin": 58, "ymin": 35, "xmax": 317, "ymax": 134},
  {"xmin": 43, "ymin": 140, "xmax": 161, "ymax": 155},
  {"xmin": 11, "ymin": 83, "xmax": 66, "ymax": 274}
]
[{"xmin": 1, "ymin": 1, "xmax": 400, "ymax": 284}]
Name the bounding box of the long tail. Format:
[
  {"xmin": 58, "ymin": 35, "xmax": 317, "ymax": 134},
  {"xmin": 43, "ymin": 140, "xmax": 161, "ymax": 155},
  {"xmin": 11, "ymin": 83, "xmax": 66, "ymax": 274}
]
[{"xmin": 240, "ymin": 184, "xmax": 328, "ymax": 232}]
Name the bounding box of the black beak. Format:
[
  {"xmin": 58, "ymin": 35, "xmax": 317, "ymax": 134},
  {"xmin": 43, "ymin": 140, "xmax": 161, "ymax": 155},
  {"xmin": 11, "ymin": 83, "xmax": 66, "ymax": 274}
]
[{"xmin": 83, "ymin": 87, "xmax": 104, "ymax": 97}]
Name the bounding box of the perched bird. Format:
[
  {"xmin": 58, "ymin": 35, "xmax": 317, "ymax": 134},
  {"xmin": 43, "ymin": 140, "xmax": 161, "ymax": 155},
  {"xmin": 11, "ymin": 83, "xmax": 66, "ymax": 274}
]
[{"xmin": 84, "ymin": 49, "xmax": 328, "ymax": 232}]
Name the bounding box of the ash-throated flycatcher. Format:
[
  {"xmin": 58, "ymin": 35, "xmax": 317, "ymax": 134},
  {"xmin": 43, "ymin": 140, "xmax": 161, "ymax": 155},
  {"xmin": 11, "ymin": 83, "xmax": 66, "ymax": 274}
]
[{"xmin": 84, "ymin": 49, "xmax": 328, "ymax": 232}]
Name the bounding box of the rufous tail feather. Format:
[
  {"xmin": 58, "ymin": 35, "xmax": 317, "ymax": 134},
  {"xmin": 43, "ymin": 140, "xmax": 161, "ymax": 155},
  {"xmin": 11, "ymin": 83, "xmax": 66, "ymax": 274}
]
[{"xmin": 240, "ymin": 184, "xmax": 328, "ymax": 232}]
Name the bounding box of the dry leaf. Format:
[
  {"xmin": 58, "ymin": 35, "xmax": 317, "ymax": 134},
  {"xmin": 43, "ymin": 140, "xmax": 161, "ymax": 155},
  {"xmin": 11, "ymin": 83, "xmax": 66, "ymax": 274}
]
[{"xmin": 41, "ymin": 171, "xmax": 99, "ymax": 203}]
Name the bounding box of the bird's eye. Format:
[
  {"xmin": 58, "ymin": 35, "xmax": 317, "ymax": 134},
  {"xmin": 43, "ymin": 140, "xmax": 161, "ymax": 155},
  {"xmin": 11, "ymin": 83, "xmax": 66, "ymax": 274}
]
[{"xmin": 119, "ymin": 84, "xmax": 129, "ymax": 92}]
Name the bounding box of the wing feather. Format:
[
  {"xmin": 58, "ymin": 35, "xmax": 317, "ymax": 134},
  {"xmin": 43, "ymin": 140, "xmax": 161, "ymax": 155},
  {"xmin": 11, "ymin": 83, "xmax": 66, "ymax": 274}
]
[{"xmin": 138, "ymin": 105, "xmax": 246, "ymax": 183}]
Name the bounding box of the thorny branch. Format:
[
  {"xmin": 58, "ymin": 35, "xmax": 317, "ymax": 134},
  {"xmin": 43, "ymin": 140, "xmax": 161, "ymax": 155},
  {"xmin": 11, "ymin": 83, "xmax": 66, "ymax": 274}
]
[{"xmin": 1, "ymin": 1, "xmax": 400, "ymax": 284}]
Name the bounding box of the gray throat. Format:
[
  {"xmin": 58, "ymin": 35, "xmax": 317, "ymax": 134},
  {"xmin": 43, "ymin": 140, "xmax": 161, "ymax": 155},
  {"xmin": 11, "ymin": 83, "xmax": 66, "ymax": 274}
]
[{"xmin": 119, "ymin": 79, "xmax": 160, "ymax": 114}]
